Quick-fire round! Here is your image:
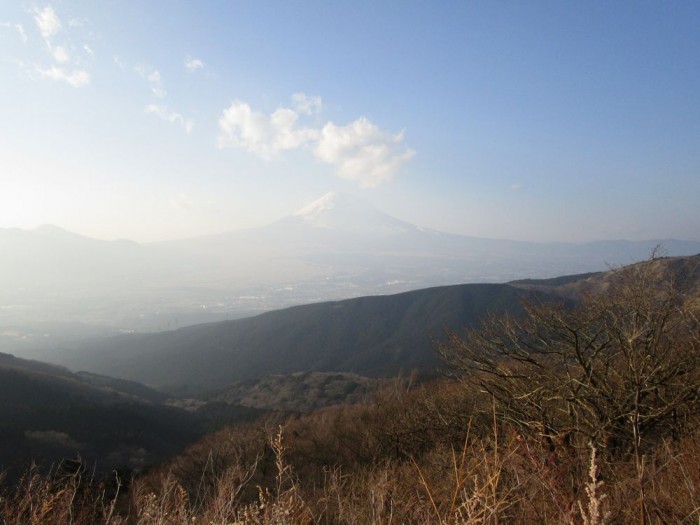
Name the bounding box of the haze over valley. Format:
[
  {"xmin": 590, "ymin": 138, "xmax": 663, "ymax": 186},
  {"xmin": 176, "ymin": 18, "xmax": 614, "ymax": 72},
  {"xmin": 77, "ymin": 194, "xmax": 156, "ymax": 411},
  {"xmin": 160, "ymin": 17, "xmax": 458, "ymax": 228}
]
[{"xmin": 3, "ymin": 192, "xmax": 698, "ymax": 361}]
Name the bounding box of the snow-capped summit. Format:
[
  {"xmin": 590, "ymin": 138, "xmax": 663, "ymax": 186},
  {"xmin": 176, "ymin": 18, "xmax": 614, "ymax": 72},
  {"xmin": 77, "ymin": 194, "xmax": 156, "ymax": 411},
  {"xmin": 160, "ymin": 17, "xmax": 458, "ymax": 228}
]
[
  {"xmin": 290, "ymin": 191, "xmax": 417, "ymax": 235},
  {"xmin": 293, "ymin": 191, "xmax": 342, "ymax": 217}
]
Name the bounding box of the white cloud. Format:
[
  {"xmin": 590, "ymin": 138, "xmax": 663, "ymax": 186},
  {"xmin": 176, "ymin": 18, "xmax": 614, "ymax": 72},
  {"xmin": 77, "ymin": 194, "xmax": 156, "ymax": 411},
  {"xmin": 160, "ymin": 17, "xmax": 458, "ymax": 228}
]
[
  {"xmin": 270, "ymin": 108, "xmax": 319, "ymax": 150},
  {"xmin": 510, "ymin": 183, "xmax": 525, "ymax": 191},
  {"xmin": 314, "ymin": 118, "xmax": 415, "ymax": 187},
  {"xmin": 217, "ymin": 95, "xmax": 414, "ymax": 187},
  {"xmin": 217, "ymin": 101, "xmax": 318, "ymax": 159},
  {"xmin": 37, "ymin": 66, "xmax": 90, "ymax": 87},
  {"xmin": 292, "ymin": 92, "xmax": 322, "ymax": 115},
  {"xmin": 52, "ymin": 45, "xmax": 69, "ymax": 63},
  {"xmin": 146, "ymin": 104, "xmax": 193, "ymax": 134},
  {"xmin": 136, "ymin": 66, "xmax": 192, "ymax": 133},
  {"xmin": 147, "ymin": 70, "xmax": 166, "ymax": 98},
  {"xmin": 218, "ymin": 102, "xmax": 271, "ymax": 153},
  {"xmin": 33, "ymin": 5, "xmax": 61, "ymax": 40},
  {"xmin": 83, "ymin": 44, "xmax": 94, "ymax": 57},
  {"xmin": 185, "ymin": 56, "xmax": 204, "ymax": 72}
]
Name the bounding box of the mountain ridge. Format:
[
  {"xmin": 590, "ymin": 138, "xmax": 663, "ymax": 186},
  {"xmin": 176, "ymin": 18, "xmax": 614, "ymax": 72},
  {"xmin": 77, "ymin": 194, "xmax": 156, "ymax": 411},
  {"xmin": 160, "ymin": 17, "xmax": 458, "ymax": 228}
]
[
  {"xmin": 7, "ymin": 190, "xmax": 700, "ymax": 246},
  {"xmin": 55, "ymin": 281, "xmax": 570, "ymax": 389},
  {"xmin": 53, "ymin": 255, "xmax": 700, "ymax": 391}
]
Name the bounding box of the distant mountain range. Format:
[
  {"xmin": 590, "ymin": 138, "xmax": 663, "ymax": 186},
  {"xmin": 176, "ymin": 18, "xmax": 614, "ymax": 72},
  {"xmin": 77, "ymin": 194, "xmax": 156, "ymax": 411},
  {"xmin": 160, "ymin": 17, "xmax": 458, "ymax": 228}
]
[{"xmin": 2, "ymin": 192, "xmax": 699, "ymax": 341}]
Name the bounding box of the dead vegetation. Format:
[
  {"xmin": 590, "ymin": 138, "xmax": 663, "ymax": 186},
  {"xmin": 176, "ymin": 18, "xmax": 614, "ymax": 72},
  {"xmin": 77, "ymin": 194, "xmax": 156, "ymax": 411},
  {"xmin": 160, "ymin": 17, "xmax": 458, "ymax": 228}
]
[
  {"xmin": 2, "ymin": 400, "xmax": 700, "ymax": 523},
  {"xmin": 2, "ymin": 256, "xmax": 699, "ymax": 524}
]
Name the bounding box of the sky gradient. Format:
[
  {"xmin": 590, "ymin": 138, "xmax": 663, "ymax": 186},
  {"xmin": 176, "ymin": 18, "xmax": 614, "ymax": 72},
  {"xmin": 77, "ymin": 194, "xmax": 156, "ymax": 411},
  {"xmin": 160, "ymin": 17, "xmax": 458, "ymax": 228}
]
[{"xmin": 1, "ymin": 1, "xmax": 698, "ymax": 242}]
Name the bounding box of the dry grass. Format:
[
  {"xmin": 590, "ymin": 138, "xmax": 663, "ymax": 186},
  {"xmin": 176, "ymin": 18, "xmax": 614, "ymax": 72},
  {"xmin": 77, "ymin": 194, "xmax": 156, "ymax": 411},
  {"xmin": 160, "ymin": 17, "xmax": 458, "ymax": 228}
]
[
  {"xmin": 573, "ymin": 446, "xmax": 610, "ymax": 525},
  {"xmin": 2, "ymin": 397, "xmax": 700, "ymax": 524}
]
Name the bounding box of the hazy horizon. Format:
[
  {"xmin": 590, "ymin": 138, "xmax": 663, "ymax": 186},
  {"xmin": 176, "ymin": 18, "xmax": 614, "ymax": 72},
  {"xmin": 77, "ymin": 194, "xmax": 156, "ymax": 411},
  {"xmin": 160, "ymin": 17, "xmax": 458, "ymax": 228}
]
[
  {"xmin": 5, "ymin": 189, "xmax": 700, "ymax": 245},
  {"xmin": 2, "ymin": 2, "xmax": 699, "ymax": 243}
]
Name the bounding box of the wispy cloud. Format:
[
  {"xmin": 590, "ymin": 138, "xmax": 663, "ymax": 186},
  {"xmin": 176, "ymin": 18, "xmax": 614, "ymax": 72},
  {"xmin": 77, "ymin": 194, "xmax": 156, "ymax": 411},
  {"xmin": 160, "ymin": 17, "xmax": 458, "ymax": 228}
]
[
  {"xmin": 16, "ymin": 23, "xmax": 27, "ymax": 42},
  {"xmin": 217, "ymin": 94, "xmax": 414, "ymax": 187},
  {"xmin": 37, "ymin": 66, "xmax": 90, "ymax": 87},
  {"xmin": 184, "ymin": 56, "xmax": 204, "ymax": 72},
  {"xmin": 146, "ymin": 104, "xmax": 193, "ymax": 134},
  {"xmin": 0, "ymin": 22, "xmax": 27, "ymax": 42},
  {"xmin": 510, "ymin": 183, "xmax": 525, "ymax": 191},
  {"xmin": 17, "ymin": 5, "xmax": 93, "ymax": 88},
  {"xmin": 144, "ymin": 68, "xmax": 167, "ymax": 98},
  {"xmin": 136, "ymin": 64, "xmax": 193, "ymax": 132},
  {"xmin": 149, "ymin": 71, "xmax": 166, "ymax": 97},
  {"xmin": 135, "ymin": 65, "xmax": 168, "ymax": 97},
  {"xmin": 32, "ymin": 5, "xmax": 61, "ymax": 40},
  {"xmin": 6, "ymin": 22, "xmax": 28, "ymax": 42}
]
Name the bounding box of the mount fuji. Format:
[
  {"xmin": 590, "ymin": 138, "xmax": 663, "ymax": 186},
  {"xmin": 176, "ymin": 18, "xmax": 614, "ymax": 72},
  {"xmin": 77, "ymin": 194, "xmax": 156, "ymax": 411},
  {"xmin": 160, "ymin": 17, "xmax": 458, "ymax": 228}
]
[
  {"xmin": 287, "ymin": 191, "xmax": 421, "ymax": 235},
  {"xmin": 1, "ymin": 192, "xmax": 699, "ymax": 346}
]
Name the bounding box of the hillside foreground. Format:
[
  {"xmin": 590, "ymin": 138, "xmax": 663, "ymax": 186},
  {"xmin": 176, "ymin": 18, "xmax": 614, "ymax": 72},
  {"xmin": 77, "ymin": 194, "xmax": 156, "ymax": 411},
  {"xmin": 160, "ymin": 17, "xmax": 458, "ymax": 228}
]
[{"xmin": 2, "ymin": 255, "xmax": 700, "ymax": 524}]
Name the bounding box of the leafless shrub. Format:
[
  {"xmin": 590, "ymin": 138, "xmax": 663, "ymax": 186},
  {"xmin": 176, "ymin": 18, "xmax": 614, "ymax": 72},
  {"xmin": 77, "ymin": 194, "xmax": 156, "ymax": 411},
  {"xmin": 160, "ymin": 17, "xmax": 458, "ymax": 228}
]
[{"xmin": 439, "ymin": 255, "xmax": 700, "ymax": 466}]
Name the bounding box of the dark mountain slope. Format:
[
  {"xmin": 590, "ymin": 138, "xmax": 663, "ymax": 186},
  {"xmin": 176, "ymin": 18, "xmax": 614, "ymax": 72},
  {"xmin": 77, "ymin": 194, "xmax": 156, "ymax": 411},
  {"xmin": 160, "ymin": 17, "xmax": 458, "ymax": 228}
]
[
  {"xmin": 0, "ymin": 351, "xmax": 74, "ymax": 378},
  {"xmin": 63, "ymin": 283, "xmax": 564, "ymax": 389},
  {"xmin": 75, "ymin": 371, "xmax": 168, "ymax": 404},
  {"xmin": 0, "ymin": 354, "xmax": 202, "ymax": 480}
]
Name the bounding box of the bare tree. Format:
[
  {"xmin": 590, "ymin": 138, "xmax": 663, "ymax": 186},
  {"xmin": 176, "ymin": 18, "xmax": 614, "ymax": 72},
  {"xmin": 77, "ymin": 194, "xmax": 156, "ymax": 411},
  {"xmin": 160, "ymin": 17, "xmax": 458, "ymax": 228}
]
[{"xmin": 439, "ymin": 255, "xmax": 700, "ymax": 462}]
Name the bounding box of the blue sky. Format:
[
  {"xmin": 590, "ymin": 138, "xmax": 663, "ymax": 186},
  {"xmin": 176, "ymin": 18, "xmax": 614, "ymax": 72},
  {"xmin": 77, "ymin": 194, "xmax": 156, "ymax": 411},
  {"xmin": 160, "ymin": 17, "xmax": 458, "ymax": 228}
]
[{"xmin": 1, "ymin": 1, "xmax": 698, "ymax": 242}]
